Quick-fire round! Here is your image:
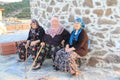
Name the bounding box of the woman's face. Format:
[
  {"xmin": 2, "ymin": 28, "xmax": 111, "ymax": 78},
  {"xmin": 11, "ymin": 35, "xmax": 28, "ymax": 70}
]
[
  {"xmin": 74, "ymin": 22, "xmax": 81, "ymax": 30},
  {"xmin": 31, "ymin": 22, "xmax": 38, "ymax": 29},
  {"xmin": 51, "ymin": 18, "xmax": 59, "ymax": 28}
]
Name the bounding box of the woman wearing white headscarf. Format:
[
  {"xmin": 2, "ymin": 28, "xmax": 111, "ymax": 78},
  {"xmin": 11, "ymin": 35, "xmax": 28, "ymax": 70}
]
[
  {"xmin": 32, "ymin": 17, "xmax": 70, "ymax": 70},
  {"xmin": 54, "ymin": 18, "xmax": 88, "ymax": 77}
]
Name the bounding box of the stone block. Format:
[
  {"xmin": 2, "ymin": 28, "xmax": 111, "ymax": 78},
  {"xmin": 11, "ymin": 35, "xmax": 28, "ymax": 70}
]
[
  {"xmin": 69, "ymin": 15, "xmax": 74, "ymax": 22},
  {"xmin": 87, "ymin": 57, "xmax": 99, "ymax": 67},
  {"xmin": 111, "ymin": 27, "xmax": 120, "ymax": 34},
  {"xmin": 72, "ymin": 0, "xmax": 78, "ymax": 7},
  {"xmin": 85, "ymin": 9, "xmax": 90, "ymax": 14},
  {"xmin": 105, "ymin": 8, "xmax": 112, "ymax": 16},
  {"xmin": 50, "ymin": 0, "xmax": 55, "ymax": 5},
  {"xmin": 62, "ymin": 4, "xmax": 69, "ymax": 11},
  {"xmin": 93, "ymin": 9, "xmax": 103, "ymax": 17},
  {"xmin": 91, "ymin": 50, "xmax": 107, "ymax": 56},
  {"xmin": 106, "ymin": 40, "xmax": 115, "ymax": 47},
  {"xmin": 107, "ymin": 0, "xmax": 117, "ymax": 6},
  {"xmin": 104, "ymin": 54, "xmax": 120, "ymax": 63},
  {"xmin": 98, "ymin": 19, "xmax": 117, "ymax": 25},
  {"xmin": 95, "ymin": 32, "xmax": 105, "ymax": 38},
  {"xmin": 34, "ymin": 8, "xmax": 38, "ymax": 15},
  {"xmin": 83, "ymin": 0, "xmax": 93, "ymax": 8},
  {"xmin": 47, "ymin": 7, "xmax": 53, "ymax": 12},
  {"xmin": 75, "ymin": 9, "xmax": 81, "ymax": 15},
  {"xmin": 83, "ymin": 17, "xmax": 91, "ymax": 24},
  {"xmin": 95, "ymin": 2, "xmax": 101, "ymax": 6}
]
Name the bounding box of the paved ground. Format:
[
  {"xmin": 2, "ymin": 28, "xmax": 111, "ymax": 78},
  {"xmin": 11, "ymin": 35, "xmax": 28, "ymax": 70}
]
[{"xmin": 0, "ymin": 54, "xmax": 120, "ymax": 80}]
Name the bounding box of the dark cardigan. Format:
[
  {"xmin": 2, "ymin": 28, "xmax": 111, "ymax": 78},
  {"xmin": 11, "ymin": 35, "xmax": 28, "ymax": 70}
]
[
  {"xmin": 27, "ymin": 26, "xmax": 45, "ymax": 42},
  {"xmin": 70, "ymin": 29, "xmax": 88, "ymax": 56},
  {"xmin": 43, "ymin": 29, "xmax": 70, "ymax": 46}
]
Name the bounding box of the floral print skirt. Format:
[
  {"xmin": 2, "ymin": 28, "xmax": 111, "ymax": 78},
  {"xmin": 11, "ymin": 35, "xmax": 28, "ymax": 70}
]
[
  {"xmin": 54, "ymin": 48, "xmax": 80, "ymax": 75},
  {"xmin": 17, "ymin": 41, "xmax": 40, "ymax": 61},
  {"xmin": 36, "ymin": 44, "xmax": 62, "ymax": 65}
]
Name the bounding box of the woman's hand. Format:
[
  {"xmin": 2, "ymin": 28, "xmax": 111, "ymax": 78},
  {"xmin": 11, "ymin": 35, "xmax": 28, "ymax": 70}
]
[
  {"xmin": 71, "ymin": 47, "xmax": 75, "ymax": 51},
  {"xmin": 61, "ymin": 40, "xmax": 65, "ymax": 47},
  {"xmin": 65, "ymin": 44, "xmax": 73, "ymax": 53},
  {"xmin": 72, "ymin": 52, "xmax": 78, "ymax": 59},
  {"xmin": 65, "ymin": 45, "xmax": 76, "ymax": 53},
  {"xmin": 30, "ymin": 41, "xmax": 37, "ymax": 46},
  {"xmin": 25, "ymin": 40, "xmax": 30, "ymax": 49},
  {"xmin": 40, "ymin": 42, "xmax": 45, "ymax": 47},
  {"xmin": 65, "ymin": 44, "xmax": 69, "ymax": 49},
  {"xmin": 25, "ymin": 44, "xmax": 29, "ymax": 49},
  {"xmin": 30, "ymin": 40, "xmax": 40, "ymax": 46},
  {"xmin": 65, "ymin": 48, "xmax": 72, "ymax": 53}
]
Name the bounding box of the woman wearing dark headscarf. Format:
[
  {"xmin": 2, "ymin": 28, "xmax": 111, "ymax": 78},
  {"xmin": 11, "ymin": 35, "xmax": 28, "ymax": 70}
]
[
  {"xmin": 54, "ymin": 18, "xmax": 88, "ymax": 77},
  {"xmin": 17, "ymin": 19, "xmax": 45, "ymax": 62},
  {"xmin": 32, "ymin": 17, "xmax": 70, "ymax": 70}
]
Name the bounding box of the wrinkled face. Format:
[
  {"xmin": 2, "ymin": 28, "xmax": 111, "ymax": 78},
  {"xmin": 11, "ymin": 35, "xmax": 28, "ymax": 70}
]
[
  {"xmin": 74, "ymin": 22, "xmax": 81, "ymax": 30},
  {"xmin": 51, "ymin": 18, "xmax": 59, "ymax": 28},
  {"xmin": 31, "ymin": 22, "xmax": 38, "ymax": 29}
]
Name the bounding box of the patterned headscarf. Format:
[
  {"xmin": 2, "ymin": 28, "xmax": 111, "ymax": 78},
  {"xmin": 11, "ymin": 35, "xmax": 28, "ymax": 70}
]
[
  {"xmin": 46, "ymin": 17, "xmax": 64, "ymax": 38},
  {"xmin": 75, "ymin": 18, "xmax": 85, "ymax": 29}
]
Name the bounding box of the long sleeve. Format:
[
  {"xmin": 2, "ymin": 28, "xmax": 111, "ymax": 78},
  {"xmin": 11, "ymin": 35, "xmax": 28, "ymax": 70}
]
[
  {"xmin": 74, "ymin": 30, "xmax": 88, "ymax": 56},
  {"xmin": 62, "ymin": 29, "xmax": 70, "ymax": 46},
  {"xmin": 38, "ymin": 27, "xmax": 45, "ymax": 42},
  {"xmin": 27, "ymin": 27, "xmax": 45, "ymax": 42}
]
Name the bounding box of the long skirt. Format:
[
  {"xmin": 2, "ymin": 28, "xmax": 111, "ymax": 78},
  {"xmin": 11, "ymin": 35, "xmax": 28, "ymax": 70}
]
[
  {"xmin": 54, "ymin": 48, "xmax": 80, "ymax": 75},
  {"xmin": 36, "ymin": 44, "xmax": 62, "ymax": 65},
  {"xmin": 17, "ymin": 42, "xmax": 40, "ymax": 61}
]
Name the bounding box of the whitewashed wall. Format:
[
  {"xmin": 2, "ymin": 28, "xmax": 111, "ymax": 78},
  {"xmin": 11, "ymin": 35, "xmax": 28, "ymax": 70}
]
[{"xmin": 30, "ymin": 0, "xmax": 120, "ymax": 69}]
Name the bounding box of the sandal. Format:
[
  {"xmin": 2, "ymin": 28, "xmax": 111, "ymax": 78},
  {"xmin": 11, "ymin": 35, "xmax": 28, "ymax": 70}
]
[{"xmin": 32, "ymin": 63, "xmax": 41, "ymax": 70}]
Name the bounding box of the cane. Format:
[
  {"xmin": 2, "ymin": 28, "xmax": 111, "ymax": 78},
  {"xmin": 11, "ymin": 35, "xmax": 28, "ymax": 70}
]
[
  {"xmin": 25, "ymin": 47, "xmax": 28, "ymax": 79},
  {"xmin": 27, "ymin": 45, "xmax": 43, "ymax": 77}
]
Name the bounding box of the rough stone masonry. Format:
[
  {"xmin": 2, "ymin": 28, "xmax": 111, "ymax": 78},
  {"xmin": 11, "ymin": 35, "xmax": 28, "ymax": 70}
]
[{"xmin": 30, "ymin": 0, "xmax": 120, "ymax": 70}]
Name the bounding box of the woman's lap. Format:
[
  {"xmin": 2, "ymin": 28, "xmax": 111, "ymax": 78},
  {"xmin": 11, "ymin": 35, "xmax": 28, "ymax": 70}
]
[{"xmin": 54, "ymin": 49, "xmax": 80, "ymax": 74}]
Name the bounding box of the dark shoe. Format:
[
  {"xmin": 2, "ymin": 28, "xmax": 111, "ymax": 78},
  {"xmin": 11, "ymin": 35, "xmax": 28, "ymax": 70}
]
[
  {"xmin": 33, "ymin": 62, "xmax": 37, "ymax": 67},
  {"xmin": 54, "ymin": 66, "xmax": 59, "ymax": 71},
  {"xmin": 53, "ymin": 64, "xmax": 55, "ymax": 67},
  {"xmin": 32, "ymin": 63, "xmax": 41, "ymax": 70}
]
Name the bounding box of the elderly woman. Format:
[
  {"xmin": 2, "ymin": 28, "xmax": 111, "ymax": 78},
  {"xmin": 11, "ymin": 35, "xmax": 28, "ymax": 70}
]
[
  {"xmin": 17, "ymin": 19, "xmax": 45, "ymax": 62},
  {"xmin": 32, "ymin": 17, "xmax": 70, "ymax": 70},
  {"xmin": 54, "ymin": 18, "xmax": 88, "ymax": 77}
]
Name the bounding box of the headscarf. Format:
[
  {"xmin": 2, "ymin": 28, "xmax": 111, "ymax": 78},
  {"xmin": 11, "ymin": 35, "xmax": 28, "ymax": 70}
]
[
  {"xmin": 29, "ymin": 19, "xmax": 41, "ymax": 40},
  {"xmin": 46, "ymin": 17, "xmax": 64, "ymax": 38},
  {"xmin": 69, "ymin": 18, "xmax": 85, "ymax": 45},
  {"xmin": 75, "ymin": 18, "xmax": 85, "ymax": 29}
]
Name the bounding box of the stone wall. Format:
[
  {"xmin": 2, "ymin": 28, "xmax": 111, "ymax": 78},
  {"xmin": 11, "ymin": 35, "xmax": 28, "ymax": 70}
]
[{"xmin": 30, "ymin": 0, "xmax": 120, "ymax": 69}]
